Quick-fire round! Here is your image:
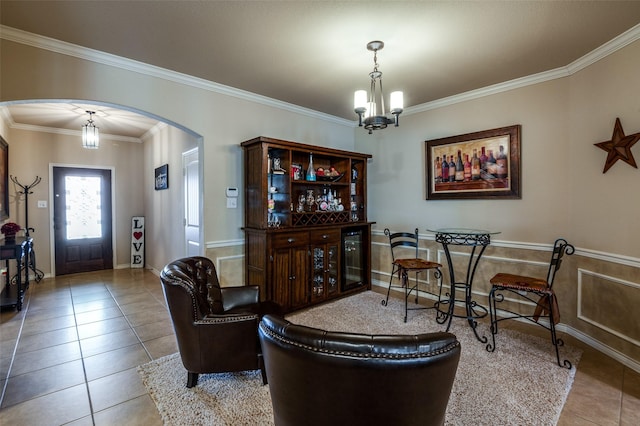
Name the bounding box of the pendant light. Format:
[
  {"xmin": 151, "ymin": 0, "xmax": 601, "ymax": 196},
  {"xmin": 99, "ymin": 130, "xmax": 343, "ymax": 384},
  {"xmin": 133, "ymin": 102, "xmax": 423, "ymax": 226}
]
[
  {"xmin": 82, "ymin": 111, "xmax": 100, "ymax": 149},
  {"xmin": 354, "ymin": 41, "xmax": 403, "ymax": 134}
]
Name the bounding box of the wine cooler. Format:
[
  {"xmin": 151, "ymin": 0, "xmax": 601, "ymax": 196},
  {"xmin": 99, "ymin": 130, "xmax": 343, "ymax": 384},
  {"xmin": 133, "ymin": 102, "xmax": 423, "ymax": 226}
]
[{"xmin": 342, "ymin": 228, "xmax": 366, "ymax": 291}]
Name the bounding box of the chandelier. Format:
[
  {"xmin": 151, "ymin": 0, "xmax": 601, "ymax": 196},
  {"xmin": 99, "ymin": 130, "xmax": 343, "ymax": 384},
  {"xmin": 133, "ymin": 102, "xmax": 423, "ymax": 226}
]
[
  {"xmin": 82, "ymin": 111, "xmax": 100, "ymax": 149},
  {"xmin": 354, "ymin": 41, "xmax": 403, "ymax": 134}
]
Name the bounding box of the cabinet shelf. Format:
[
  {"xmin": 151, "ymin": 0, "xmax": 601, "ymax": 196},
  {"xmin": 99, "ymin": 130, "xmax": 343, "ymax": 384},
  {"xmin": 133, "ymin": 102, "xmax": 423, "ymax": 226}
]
[{"xmin": 292, "ymin": 181, "xmax": 348, "ymax": 187}]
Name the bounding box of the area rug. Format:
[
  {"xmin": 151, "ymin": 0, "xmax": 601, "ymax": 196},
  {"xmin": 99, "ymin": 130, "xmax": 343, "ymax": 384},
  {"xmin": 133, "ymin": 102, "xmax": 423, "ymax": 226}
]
[{"xmin": 138, "ymin": 291, "xmax": 581, "ymax": 425}]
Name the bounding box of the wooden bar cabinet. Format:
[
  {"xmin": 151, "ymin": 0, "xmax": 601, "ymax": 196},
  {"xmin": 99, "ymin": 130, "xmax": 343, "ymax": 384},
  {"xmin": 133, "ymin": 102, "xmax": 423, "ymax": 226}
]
[{"xmin": 241, "ymin": 136, "xmax": 373, "ymax": 313}]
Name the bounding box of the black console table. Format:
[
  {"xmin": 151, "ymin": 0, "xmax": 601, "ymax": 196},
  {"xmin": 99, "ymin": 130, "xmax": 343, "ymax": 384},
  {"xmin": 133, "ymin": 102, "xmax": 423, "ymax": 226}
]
[
  {"xmin": 428, "ymin": 228, "xmax": 499, "ymax": 343},
  {"xmin": 0, "ymin": 236, "xmax": 33, "ymax": 311}
]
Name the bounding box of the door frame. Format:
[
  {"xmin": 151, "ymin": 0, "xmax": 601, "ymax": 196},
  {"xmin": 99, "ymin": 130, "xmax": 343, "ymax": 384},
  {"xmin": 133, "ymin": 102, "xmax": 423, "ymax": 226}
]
[{"xmin": 48, "ymin": 163, "xmax": 117, "ymax": 276}]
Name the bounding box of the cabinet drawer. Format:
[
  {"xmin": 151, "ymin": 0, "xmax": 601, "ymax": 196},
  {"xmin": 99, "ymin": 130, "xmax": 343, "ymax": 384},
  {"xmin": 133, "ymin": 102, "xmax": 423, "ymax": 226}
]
[
  {"xmin": 309, "ymin": 229, "xmax": 341, "ymax": 244},
  {"xmin": 272, "ymin": 232, "xmax": 309, "ymax": 248}
]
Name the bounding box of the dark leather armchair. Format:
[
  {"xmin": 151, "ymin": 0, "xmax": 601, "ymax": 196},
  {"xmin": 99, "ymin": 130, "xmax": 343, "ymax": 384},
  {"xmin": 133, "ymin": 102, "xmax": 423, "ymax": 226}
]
[
  {"xmin": 258, "ymin": 314, "xmax": 461, "ymax": 426},
  {"xmin": 161, "ymin": 256, "xmax": 270, "ymax": 388}
]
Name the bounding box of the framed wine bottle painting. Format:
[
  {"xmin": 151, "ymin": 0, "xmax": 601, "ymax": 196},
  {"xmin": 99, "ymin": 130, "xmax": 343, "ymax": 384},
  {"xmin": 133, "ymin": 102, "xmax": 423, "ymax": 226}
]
[{"xmin": 425, "ymin": 124, "xmax": 521, "ymax": 200}]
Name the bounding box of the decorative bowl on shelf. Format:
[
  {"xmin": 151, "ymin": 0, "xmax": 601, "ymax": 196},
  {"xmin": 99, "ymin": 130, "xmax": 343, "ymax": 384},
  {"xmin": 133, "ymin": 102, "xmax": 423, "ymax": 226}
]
[{"xmin": 316, "ymin": 172, "xmax": 345, "ymax": 182}]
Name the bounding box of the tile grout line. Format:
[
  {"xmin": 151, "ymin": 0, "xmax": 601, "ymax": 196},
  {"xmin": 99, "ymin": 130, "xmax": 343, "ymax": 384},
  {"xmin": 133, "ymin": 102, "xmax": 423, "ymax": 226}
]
[
  {"xmin": 104, "ymin": 284, "xmax": 163, "ymax": 362},
  {"xmin": 0, "ymin": 284, "xmax": 32, "ymax": 408},
  {"xmin": 70, "ymin": 284, "xmax": 98, "ymax": 426}
]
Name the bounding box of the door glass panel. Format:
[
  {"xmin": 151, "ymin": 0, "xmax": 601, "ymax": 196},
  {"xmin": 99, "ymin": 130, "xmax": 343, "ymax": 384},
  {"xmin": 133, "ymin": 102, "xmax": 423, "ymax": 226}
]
[
  {"xmin": 65, "ymin": 176, "xmax": 102, "ymax": 240},
  {"xmin": 328, "ymin": 244, "xmax": 338, "ymax": 294},
  {"xmin": 313, "ymin": 247, "xmax": 324, "ymax": 297}
]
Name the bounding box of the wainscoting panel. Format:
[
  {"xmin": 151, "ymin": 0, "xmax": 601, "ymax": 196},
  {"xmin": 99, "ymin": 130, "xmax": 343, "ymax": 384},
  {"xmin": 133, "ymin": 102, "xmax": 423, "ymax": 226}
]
[{"xmin": 578, "ymin": 268, "xmax": 640, "ymax": 347}]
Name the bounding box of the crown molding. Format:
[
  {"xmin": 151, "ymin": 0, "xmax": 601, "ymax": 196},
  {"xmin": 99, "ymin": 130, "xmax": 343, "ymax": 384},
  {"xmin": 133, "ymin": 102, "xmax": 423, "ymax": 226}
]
[
  {"xmin": 0, "ymin": 104, "xmax": 143, "ymax": 143},
  {"xmin": 0, "ymin": 25, "xmax": 353, "ymax": 128},
  {"xmin": 3, "ymin": 22, "xmax": 639, "ymax": 127},
  {"xmin": 404, "ymin": 22, "xmax": 640, "ymax": 116}
]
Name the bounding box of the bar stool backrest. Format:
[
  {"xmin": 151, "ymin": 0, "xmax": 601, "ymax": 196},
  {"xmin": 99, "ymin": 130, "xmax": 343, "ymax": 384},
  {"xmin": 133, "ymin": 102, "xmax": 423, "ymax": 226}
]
[
  {"xmin": 384, "ymin": 228, "xmax": 419, "ymax": 261},
  {"xmin": 546, "ymin": 238, "xmax": 576, "ymax": 289}
]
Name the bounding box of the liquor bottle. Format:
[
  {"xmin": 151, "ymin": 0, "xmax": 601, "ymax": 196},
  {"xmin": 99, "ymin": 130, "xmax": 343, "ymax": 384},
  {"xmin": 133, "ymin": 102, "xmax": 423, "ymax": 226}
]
[
  {"xmin": 455, "ymin": 150, "xmax": 464, "ymax": 182},
  {"xmin": 448, "ymin": 155, "xmax": 456, "ymax": 182},
  {"xmin": 486, "ymin": 149, "xmax": 497, "ymax": 179},
  {"xmin": 471, "ymin": 149, "xmax": 481, "ymax": 181},
  {"xmin": 441, "ymin": 155, "xmax": 449, "ymax": 182},
  {"xmin": 480, "ymin": 147, "xmax": 488, "ymax": 174},
  {"xmin": 435, "ymin": 156, "xmax": 442, "ymax": 183},
  {"xmin": 464, "ymin": 154, "xmax": 472, "ymax": 181},
  {"xmin": 306, "ymin": 152, "xmax": 316, "ymax": 181},
  {"xmin": 496, "ymin": 145, "xmax": 508, "ymax": 179}
]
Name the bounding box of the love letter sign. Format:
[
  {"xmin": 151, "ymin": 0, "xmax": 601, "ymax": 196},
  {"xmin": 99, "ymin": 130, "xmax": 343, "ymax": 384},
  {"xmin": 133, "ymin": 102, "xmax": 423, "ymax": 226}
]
[{"xmin": 131, "ymin": 216, "xmax": 145, "ymax": 268}]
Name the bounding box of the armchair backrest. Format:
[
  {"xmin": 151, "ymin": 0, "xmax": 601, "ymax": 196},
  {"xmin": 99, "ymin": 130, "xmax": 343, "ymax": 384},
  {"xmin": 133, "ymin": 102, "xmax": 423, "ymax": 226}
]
[
  {"xmin": 259, "ymin": 314, "xmax": 461, "ymax": 426},
  {"xmin": 160, "ymin": 256, "xmax": 224, "ymax": 317},
  {"xmin": 384, "ymin": 227, "xmax": 420, "ymax": 261}
]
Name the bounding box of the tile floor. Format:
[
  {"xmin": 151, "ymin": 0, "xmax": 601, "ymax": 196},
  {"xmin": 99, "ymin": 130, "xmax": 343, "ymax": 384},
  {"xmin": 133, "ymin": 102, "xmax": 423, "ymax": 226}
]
[{"xmin": 0, "ymin": 269, "xmax": 638, "ymax": 425}]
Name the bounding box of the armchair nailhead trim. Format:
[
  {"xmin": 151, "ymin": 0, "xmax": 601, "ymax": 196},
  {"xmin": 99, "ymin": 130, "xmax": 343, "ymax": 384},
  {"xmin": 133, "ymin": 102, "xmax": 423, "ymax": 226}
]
[{"xmin": 259, "ymin": 323, "xmax": 460, "ymax": 359}]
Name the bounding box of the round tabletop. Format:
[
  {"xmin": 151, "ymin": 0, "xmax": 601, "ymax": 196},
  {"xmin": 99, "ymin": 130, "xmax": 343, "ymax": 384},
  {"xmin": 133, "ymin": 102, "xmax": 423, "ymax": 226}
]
[{"xmin": 427, "ymin": 228, "xmax": 500, "ymax": 236}]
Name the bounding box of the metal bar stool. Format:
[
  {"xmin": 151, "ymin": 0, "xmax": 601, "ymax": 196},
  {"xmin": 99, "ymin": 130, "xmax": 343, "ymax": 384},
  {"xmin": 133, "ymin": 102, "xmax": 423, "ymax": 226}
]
[
  {"xmin": 486, "ymin": 238, "xmax": 575, "ymax": 368},
  {"xmin": 382, "ymin": 228, "xmax": 442, "ymax": 322}
]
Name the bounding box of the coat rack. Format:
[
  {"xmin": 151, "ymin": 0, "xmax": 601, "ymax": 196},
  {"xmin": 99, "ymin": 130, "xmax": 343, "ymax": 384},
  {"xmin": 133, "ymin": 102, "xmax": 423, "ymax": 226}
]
[{"xmin": 10, "ymin": 175, "xmax": 44, "ymax": 282}]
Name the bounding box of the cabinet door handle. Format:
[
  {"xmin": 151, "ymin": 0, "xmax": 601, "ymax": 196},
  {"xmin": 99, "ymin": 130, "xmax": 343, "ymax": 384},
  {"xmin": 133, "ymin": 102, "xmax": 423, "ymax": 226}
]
[
  {"xmin": 322, "ymin": 234, "xmax": 328, "ymax": 239},
  {"xmin": 290, "ymin": 275, "xmax": 296, "ymax": 281},
  {"xmin": 287, "ymin": 238, "xmax": 295, "ymax": 243}
]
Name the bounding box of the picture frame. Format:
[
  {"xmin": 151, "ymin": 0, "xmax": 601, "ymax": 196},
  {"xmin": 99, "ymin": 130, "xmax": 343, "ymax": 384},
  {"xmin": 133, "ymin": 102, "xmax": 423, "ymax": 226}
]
[
  {"xmin": 154, "ymin": 164, "xmax": 169, "ymax": 190},
  {"xmin": 0, "ymin": 136, "xmax": 8, "ymax": 220},
  {"xmin": 425, "ymin": 124, "xmax": 521, "ymax": 200}
]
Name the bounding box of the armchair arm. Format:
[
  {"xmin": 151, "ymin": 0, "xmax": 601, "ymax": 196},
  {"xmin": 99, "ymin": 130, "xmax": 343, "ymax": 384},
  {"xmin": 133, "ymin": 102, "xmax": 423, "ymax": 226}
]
[{"xmin": 221, "ymin": 285, "xmax": 260, "ymax": 312}]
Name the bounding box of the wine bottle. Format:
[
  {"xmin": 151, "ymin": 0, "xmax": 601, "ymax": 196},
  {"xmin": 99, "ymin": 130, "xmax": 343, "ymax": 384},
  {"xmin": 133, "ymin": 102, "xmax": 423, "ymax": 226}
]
[
  {"xmin": 471, "ymin": 149, "xmax": 481, "ymax": 180},
  {"xmin": 496, "ymin": 145, "xmax": 508, "ymax": 179},
  {"xmin": 441, "ymin": 155, "xmax": 449, "ymax": 182},
  {"xmin": 306, "ymin": 152, "xmax": 316, "ymax": 181},
  {"xmin": 486, "ymin": 149, "xmax": 497, "ymax": 179},
  {"xmin": 448, "ymin": 155, "xmax": 456, "ymax": 182},
  {"xmin": 480, "ymin": 146, "xmax": 488, "ymax": 174},
  {"xmin": 464, "ymin": 154, "xmax": 471, "ymax": 181},
  {"xmin": 435, "ymin": 156, "xmax": 442, "ymax": 183},
  {"xmin": 455, "ymin": 150, "xmax": 464, "ymax": 182}
]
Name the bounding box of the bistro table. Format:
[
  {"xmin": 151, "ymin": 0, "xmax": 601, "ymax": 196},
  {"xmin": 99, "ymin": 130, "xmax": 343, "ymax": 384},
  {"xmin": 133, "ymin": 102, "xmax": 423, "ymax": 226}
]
[{"xmin": 427, "ymin": 228, "xmax": 499, "ymax": 343}]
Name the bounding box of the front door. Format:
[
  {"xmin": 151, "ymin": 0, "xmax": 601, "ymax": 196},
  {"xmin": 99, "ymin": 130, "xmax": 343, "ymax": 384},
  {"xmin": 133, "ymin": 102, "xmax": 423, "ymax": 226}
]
[{"xmin": 53, "ymin": 167, "xmax": 113, "ymax": 275}]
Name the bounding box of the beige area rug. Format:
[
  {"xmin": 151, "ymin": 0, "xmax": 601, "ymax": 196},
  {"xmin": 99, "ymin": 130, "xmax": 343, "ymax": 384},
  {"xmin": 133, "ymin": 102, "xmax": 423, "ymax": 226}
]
[{"xmin": 138, "ymin": 291, "xmax": 581, "ymax": 425}]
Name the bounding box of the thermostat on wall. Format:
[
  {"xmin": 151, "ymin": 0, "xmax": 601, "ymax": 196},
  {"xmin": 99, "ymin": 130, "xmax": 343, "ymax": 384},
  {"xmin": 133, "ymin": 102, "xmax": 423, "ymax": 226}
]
[{"xmin": 226, "ymin": 187, "xmax": 239, "ymax": 197}]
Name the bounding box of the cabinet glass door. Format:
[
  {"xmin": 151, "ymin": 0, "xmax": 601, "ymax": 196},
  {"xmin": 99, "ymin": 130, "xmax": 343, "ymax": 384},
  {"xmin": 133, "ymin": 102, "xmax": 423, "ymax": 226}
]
[
  {"xmin": 312, "ymin": 247, "xmax": 325, "ymax": 299},
  {"xmin": 312, "ymin": 243, "xmax": 340, "ymax": 300},
  {"xmin": 327, "ymin": 244, "xmax": 339, "ymax": 296}
]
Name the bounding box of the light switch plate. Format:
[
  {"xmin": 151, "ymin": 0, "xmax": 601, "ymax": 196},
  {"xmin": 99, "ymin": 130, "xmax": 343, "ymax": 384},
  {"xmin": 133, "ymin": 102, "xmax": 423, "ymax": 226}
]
[
  {"xmin": 37, "ymin": 200, "xmax": 47, "ymax": 208},
  {"xmin": 226, "ymin": 198, "xmax": 237, "ymax": 208}
]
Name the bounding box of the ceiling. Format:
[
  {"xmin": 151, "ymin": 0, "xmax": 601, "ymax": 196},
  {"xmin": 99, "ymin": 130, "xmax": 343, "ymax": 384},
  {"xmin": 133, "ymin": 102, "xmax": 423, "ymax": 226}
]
[{"xmin": 2, "ymin": 1, "xmax": 640, "ymax": 139}]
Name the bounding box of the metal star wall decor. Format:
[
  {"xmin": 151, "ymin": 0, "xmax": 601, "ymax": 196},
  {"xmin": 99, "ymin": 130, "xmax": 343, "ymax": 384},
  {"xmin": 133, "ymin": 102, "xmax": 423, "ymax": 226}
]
[{"xmin": 594, "ymin": 117, "xmax": 640, "ymax": 173}]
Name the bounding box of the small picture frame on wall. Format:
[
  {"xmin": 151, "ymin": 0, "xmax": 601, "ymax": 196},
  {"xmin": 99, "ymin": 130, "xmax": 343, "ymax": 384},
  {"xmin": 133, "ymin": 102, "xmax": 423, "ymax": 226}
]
[
  {"xmin": 425, "ymin": 124, "xmax": 521, "ymax": 200},
  {"xmin": 155, "ymin": 164, "xmax": 169, "ymax": 190}
]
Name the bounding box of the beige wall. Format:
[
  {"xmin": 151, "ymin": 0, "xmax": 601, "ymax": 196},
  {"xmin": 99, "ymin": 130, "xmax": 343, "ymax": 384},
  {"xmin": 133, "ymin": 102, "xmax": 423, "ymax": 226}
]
[
  {"xmin": 362, "ymin": 39, "xmax": 640, "ymax": 369},
  {"xmin": 0, "ymin": 37, "xmax": 354, "ymax": 273},
  {"xmin": 0, "ymin": 127, "xmax": 144, "ymax": 272},
  {"xmin": 143, "ymin": 124, "xmax": 198, "ymax": 271},
  {"xmin": 2, "ymin": 32, "xmax": 639, "ymax": 369}
]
